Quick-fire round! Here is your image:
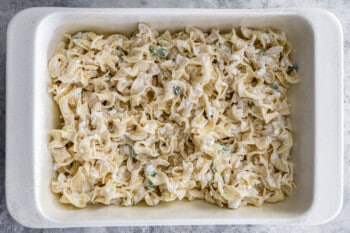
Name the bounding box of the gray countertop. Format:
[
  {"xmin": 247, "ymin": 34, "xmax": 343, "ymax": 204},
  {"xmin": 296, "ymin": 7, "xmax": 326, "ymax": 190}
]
[{"xmin": 1, "ymin": 0, "xmax": 349, "ymax": 232}]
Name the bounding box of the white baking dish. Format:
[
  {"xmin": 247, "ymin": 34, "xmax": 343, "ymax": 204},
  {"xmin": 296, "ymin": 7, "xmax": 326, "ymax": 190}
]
[{"xmin": 6, "ymin": 7, "xmax": 343, "ymax": 228}]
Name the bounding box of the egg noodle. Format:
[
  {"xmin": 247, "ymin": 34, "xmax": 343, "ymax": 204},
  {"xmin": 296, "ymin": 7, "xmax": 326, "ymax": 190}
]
[{"xmin": 48, "ymin": 24, "xmax": 299, "ymax": 209}]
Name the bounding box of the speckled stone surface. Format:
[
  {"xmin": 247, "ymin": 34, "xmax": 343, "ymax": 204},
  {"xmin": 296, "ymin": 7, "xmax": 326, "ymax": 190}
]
[{"xmin": 1, "ymin": 0, "xmax": 349, "ymax": 232}]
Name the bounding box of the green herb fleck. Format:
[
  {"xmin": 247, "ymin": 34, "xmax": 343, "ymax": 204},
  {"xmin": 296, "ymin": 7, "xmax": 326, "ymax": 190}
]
[
  {"xmin": 157, "ymin": 47, "xmax": 168, "ymax": 57},
  {"xmin": 271, "ymin": 83, "xmax": 279, "ymax": 92},
  {"xmin": 222, "ymin": 145, "xmax": 230, "ymax": 153},
  {"xmin": 150, "ymin": 171, "xmax": 157, "ymax": 177},
  {"xmin": 173, "ymin": 86, "xmax": 180, "ymax": 96},
  {"xmin": 146, "ymin": 113, "xmax": 151, "ymax": 120},
  {"xmin": 107, "ymin": 107, "xmax": 114, "ymax": 111},
  {"xmin": 128, "ymin": 145, "xmax": 136, "ymax": 158},
  {"xmin": 252, "ymin": 184, "xmax": 258, "ymax": 189},
  {"xmin": 119, "ymin": 57, "xmax": 124, "ymax": 62},
  {"xmin": 150, "ymin": 46, "xmax": 169, "ymax": 57},
  {"xmin": 259, "ymin": 50, "xmax": 267, "ymax": 56},
  {"xmin": 146, "ymin": 180, "xmax": 154, "ymax": 189},
  {"xmin": 103, "ymin": 71, "xmax": 111, "ymax": 82},
  {"xmin": 287, "ymin": 65, "xmax": 298, "ymax": 73},
  {"xmin": 62, "ymin": 126, "xmax": 72, "ymax": 132}
]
